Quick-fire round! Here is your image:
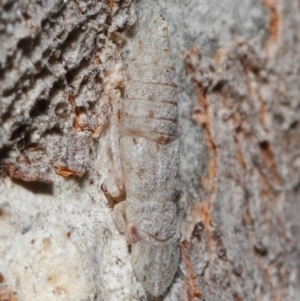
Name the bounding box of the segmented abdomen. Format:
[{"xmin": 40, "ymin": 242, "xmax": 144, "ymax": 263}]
[{"xmin": 120, "ymin": 17, "xmax": 177, "ymax": 144}]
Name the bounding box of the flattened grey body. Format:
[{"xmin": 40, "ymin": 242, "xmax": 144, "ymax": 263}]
[{"xmin": 110, "ymin": 15, "xmax": 180, "ymax": 297}]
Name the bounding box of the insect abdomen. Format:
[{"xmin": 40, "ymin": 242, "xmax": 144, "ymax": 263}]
[{"xmin": 120, "ymin": 16, "xmax": 177, "ymax": 143}]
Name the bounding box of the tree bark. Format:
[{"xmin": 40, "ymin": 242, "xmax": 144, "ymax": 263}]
[{"xmin": 1, "ymin": 0, "xmax": 299, "ymax": 301}]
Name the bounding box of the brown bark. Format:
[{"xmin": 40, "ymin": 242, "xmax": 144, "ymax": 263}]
[{"xmin": 178, "ymin": 1, "xmax": 300, "ymax": 300}]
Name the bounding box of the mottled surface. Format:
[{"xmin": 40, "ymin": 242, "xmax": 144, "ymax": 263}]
[
  {"xmin": 0, "ymin": 1, "xmax": 142, "ymax": 301},
  {"xmin": 1, "ymin": 0, "xmax": 300, "ymax": 300},
  {"xmin": 0, "ymin": 0, "xmax": 133, "ymax": 181},
  {"xmin": 152, "ymin": 1, "xmax": 299, "ymax": 301},
  {"xmin": 137, "ymin": 0, "xmax": 300, "ymax": 301}
]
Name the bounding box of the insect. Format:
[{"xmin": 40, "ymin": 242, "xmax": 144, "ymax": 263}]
[{"xmin": 107, "ymin": 15, "xmax": 179, "ymax": 297}]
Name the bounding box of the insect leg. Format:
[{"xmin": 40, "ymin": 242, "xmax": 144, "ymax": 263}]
[
  {"xmin": 113, "ymin": 201, "xmax": 141, "ymax": 244},
  {"xmin": 103, "ymin": 90, "xmax": 125, "ymax": 199},
  {"xmin": 111, "ymin": 91, "xmax": 124, "ymax": 194},
  {"xmin": 113, "ymin": 201, "xmax": 127, "ymax": 234}
]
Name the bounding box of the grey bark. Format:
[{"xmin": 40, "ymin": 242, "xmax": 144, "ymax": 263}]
[{"xmin": 1, "ymin": 0, "xmax": 300, "ymax": 301}]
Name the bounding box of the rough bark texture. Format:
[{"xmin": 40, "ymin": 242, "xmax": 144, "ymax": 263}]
[{"xmin": 1, "ymin": 0, "xmax": 300, "ymax": 301}]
